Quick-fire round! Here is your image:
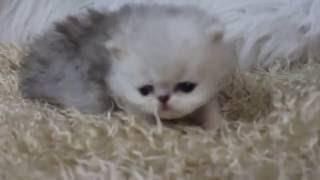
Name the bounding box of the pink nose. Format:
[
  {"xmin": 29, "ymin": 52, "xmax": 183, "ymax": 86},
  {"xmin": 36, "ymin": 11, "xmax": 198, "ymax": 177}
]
[{"xmin": 158, "ymin": 95, "xmax": 170, "ymax": 104}]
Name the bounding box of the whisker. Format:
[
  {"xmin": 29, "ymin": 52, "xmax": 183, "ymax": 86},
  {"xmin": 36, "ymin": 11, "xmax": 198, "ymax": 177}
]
[{"xmin": 153, "ymin": 105, "xmax": 163, "ymax": 134}]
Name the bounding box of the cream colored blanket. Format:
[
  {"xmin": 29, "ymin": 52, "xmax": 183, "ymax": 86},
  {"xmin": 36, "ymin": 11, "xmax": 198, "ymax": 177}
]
[{"xmin": 0, "ymin": 45, "xmax": 319, "ymax": 179}]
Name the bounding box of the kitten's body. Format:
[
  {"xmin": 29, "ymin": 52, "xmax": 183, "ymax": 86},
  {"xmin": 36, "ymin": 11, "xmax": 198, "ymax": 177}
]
[
  {"xmin": 20, "ymin": 9, "xmax": 117, "ymax": 113},
  {"xmin": 20, "ymin": 4, "xmax": 236, "ymax": 129}
]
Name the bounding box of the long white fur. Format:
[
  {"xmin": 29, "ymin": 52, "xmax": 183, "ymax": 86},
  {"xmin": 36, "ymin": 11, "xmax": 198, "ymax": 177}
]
[
  {"xmin": 104, "ymin": 8, "xmax": 235, "ymax": 120},
  {"xmin": 0, "ymin": 0, "xmax": 320, "ymax": 68}
]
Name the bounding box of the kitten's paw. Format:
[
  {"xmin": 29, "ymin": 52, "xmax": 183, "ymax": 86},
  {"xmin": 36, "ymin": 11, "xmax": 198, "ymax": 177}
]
[
  {"xmin": 202, "ymin": 114, "xmax": 224, "ymax": 130},
  {"xmin": 201, "ymin": 100, "xmax": 224, "ymax": 130}
]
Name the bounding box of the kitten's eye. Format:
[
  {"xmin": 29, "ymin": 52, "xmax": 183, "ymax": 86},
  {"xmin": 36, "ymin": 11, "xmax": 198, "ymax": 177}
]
[
  {"xmin": 175, "ymin": 82, "xmax": 197, "ymax": 93},
  {"xmin": 138, "ymin": 85, "xmax": 154, "ymax": 96}
]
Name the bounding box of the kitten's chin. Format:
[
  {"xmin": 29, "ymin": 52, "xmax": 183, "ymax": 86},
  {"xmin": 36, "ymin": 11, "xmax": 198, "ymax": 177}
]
[{"xmin": 157, "ymin": 111, "xmax": 189, "ymax": 120}]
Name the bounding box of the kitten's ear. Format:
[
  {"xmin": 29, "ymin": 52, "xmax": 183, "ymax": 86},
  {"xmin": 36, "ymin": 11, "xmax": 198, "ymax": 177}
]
[
  {"xmin": 206, "ymin": 20, "xmax": 225, "ymax": 42},
  {"xmin": 104, "ymin": 40, "xmax": 127, "ymax": 60}
]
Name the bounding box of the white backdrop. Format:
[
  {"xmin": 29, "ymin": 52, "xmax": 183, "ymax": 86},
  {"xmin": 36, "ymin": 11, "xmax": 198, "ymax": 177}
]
[{"xmin": 0, "ymin": 0, "xmax": 319, "ymax": 68}]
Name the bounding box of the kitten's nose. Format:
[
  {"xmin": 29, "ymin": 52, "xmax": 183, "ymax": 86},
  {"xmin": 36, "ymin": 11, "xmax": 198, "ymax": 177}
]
[{"xmin": 158, "ymin": 95, "xmax": 170, "ymax": 104}]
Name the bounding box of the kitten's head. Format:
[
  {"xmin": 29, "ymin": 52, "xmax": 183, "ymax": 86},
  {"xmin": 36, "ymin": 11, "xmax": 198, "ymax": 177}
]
[{"xmin": 105, "ymin": 5, "xmax": 235, "ymax": 119}]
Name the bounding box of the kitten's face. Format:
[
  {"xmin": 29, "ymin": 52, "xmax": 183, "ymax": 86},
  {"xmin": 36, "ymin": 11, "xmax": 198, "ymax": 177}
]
[
  {"xmin": 109, "ymin": 51, "xmax": 218, "ymax": 119},
  {"xmin": 105, "ymin": 10, "xmax": 234, "ymax": 119},
  {"xmin": 106, "ymin": 40, "xmax": 232, "ymax": 119},
  {"xmin": 107, "ymin": 47, "xmax": 216, "ymax": 119}
]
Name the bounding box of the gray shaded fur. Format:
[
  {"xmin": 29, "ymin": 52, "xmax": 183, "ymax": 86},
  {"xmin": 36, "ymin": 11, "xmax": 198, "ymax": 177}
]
[{"xmin": 19, "ymin": 9, "xmax": 119, "ymax": 113}]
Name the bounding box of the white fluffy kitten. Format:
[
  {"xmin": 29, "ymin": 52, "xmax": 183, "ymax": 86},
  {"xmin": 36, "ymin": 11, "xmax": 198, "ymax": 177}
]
[
  {"xmin": 106, "ymin": 5, "xmax": 236, "ymax": 127},
  {"xmin": 20, "ymin": 4, "xmax": 236, "ymax": 129}
]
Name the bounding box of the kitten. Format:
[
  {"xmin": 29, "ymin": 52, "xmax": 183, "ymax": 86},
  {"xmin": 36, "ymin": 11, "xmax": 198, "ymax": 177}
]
[{"xmin": 19, "ymin": 4, "xmax": 236, "ymax": 129}]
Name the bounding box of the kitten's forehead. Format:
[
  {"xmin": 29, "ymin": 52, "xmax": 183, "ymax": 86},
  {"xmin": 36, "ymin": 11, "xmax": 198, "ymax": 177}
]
[
  {"xmin": 126, "ymin": 48, "xmax": 209, "ymax": 86},
  {"xmin": 110, "ymin": 5, "xmax": 216, "ymax": 84},
  {"xmin": 114, "ymin": 5, "xmax": 212, "ymax": 61},
  {"xmin": 124, "ymin": 16, "xmax": 208, "ymax": 51},
  {"xmin": 119, "ymin": 33, "xmax": 211, "ymax": 85}
]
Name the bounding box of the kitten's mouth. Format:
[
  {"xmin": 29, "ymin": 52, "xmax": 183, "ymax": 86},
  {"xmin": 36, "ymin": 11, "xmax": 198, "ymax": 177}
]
[
  {"xmin": 157, "ymin": 107, "xmax": 186, "ymax": 120},
  {"xmin": 161, "ymin": 104, "xmax": 170, "ymax": 111},
  {"xmin": 153, "ymin": 104, "xmax": 188, "ymax": 120},
  {"xmin": 158, "ymin": 112, "xmax": 185, "ymax": 120}
]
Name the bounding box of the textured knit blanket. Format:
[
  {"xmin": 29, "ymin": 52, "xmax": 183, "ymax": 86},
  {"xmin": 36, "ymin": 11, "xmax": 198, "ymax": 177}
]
[{"xmin": 1, "ymin": 44, "xmax": 320, "ymax": 179}]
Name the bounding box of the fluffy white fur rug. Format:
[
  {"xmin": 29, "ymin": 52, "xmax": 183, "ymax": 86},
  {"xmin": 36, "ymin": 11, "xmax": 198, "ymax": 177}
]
[{"xmin": 0, "ymin": 0, "xmax": 320, "ymax": 68}]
